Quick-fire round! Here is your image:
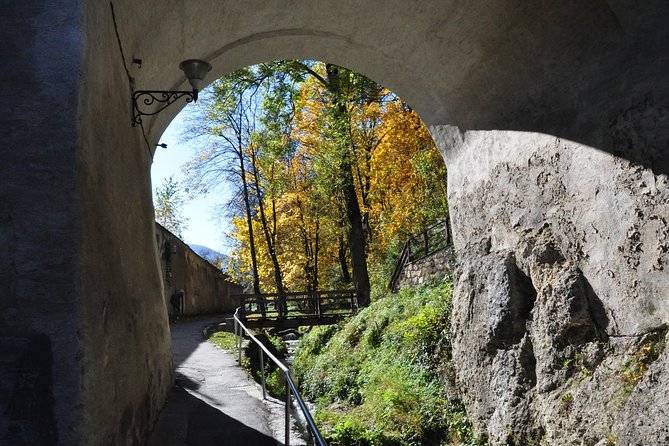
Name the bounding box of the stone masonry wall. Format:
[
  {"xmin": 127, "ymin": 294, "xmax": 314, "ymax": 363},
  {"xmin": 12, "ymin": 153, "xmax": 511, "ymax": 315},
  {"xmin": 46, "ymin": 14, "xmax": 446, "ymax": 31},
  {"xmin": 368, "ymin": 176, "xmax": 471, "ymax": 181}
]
[
  {"xmin": 155, "ymin": 224, "xmax": 242, "ymax": 317},
  {"xmin": 397, "ymin": 249, "xmax": 452, "ymax": 290}
]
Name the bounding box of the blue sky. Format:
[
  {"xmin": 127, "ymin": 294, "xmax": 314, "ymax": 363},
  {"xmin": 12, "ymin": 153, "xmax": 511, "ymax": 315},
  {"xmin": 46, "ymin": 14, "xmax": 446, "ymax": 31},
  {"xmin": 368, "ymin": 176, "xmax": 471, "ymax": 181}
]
[{"xmin": 150, "ymin": 110, "xmax": 232, "ymax": 254}]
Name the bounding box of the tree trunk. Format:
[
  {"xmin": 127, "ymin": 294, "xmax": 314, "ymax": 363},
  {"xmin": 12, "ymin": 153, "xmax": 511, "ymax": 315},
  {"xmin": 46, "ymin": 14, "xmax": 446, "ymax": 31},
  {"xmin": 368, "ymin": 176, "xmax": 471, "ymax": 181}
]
[
  {"xmin": 237, "ymin": 140, "xmax": 261, "ymax": 295},
  {"xmin": 313, "ymin": 220, "xmax": 320, "ymax": 292},
  {"xmin": 249, "ymin": 148, "xmax": 286, "ymax": 314},
  {"xmin": 338, "ymin": 236, "xmax": 352, "ymax": 284},
  {"xmin": 325, "ymin": 63, "xmax": 371, "ymax": 307},
  {"xmin": 341, "ymin": 161, "xmax": 371, "ymax": 306}
]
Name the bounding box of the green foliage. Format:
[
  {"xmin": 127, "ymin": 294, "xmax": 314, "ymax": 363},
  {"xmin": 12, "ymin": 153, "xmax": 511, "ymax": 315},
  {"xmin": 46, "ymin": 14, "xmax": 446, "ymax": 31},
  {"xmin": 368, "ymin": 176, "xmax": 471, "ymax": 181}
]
[
  {"xmin": 254, "ymin": 366, "xmax": 286, "ymax": 400},
  {"xmin": 559, "ymin": 392, "xmax": 574, "ymax": 416},
  {"xmin": 293, "ymin": 280, "xmax": 485, "ymax": 445},
  {"xmin": 267, "ymin": 330, "xmax": 288, "ymax": 355},
  {"xmin": 246, "ymin": 330, "xmax": 288, "ymax": 399},
  {"xmin": 209, "ymin": 331, "xmax": 238, "ymax": 351},
  {"xmin": 154, "ymin": 175, "xmax": 189, "ymax": 237},
  {"xmin": 562, "ymin": 349, "xmax": 592, "ymax": 380},
  {"xmin": 368, "ymin": 238, "xmax": 405, "ymax": 301}
]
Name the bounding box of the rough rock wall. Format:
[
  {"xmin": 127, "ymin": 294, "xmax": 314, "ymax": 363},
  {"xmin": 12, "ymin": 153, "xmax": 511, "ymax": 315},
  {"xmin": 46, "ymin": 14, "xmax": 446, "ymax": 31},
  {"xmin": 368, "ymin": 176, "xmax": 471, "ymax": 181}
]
[
  {"xmin": 154, "ymin": 224, "xmax": 242, "ymax": 316},
  {"xmin": 433, "ymin": 127, "xmax": 669, "ymax": 445},
  {"xmin": 397, "ymin": 249, "xmax": 452, "ymax": 290}
]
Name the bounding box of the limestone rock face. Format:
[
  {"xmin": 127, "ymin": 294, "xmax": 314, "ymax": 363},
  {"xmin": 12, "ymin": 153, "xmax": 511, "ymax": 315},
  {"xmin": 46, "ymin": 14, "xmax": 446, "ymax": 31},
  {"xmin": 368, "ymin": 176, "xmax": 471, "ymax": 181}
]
[
  {"xmin": 437, "ymin": 128, "xmax": 669, "ymax": 445},
  {"xmin": 439, "ymin": 128, "xmax": 669, "ymax": 337},
  {"xmin": 451, "ymin": 229, "xmax": 668, "ymax": 445}
]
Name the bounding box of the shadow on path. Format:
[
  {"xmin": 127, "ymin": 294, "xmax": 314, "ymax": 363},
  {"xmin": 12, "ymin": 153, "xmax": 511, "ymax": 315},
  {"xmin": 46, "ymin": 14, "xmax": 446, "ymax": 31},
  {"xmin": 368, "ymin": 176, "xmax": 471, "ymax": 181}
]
[
  {"xmin": 149, "ymin": 385, "xmax": 277, "ymax": 446},
  {"xmin": 169, "ymin": 315, "xmax": 228, "ymax": 369},
  {"xmin": 148, "ymin": 315, "xmax": 304, "ymax": 446}
]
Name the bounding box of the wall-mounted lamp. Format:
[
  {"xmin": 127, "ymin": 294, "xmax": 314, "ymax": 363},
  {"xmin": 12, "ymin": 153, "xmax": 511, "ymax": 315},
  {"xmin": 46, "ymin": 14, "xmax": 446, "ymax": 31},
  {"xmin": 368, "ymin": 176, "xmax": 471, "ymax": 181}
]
[{"xmin": 132, "ymin": 59, "xmax": 212, "ymax": 126}]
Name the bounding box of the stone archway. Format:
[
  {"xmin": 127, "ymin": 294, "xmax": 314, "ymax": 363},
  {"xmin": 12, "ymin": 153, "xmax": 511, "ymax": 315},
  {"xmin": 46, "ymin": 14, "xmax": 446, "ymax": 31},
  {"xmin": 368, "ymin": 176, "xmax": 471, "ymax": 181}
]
[{"xmin": 2, "ymin": 1, "xmax": 668, "ymax": 444}]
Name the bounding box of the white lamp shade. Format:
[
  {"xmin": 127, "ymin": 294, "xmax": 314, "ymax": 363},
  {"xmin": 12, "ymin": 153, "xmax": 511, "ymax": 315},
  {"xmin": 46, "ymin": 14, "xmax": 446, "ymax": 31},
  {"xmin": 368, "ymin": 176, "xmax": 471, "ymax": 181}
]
[{"xmin": 179, "ymin": 59, "xmax": 212, "ymax": 92}]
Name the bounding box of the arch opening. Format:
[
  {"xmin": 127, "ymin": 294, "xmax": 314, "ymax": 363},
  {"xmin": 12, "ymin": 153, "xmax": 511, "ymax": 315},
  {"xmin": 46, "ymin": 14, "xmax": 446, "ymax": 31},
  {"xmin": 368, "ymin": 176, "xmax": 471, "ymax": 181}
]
[{"xmin": 151, "ymin": 59, "xmax": 449, "ymax": 306}]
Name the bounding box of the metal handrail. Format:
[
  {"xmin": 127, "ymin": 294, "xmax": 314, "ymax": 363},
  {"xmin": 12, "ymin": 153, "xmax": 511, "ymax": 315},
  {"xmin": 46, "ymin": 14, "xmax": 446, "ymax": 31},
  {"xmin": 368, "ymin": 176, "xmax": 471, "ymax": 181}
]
[
  {"xmin": 233, "ymin": 308, "xmax": 327, "ymax": 446},
  {"xmin": 388, "ymin": 242, "xmax": 411, "ymax": 292},
  {"xmin": 388, "ymin": 218, "xmax": 452, "ymax": 292}
]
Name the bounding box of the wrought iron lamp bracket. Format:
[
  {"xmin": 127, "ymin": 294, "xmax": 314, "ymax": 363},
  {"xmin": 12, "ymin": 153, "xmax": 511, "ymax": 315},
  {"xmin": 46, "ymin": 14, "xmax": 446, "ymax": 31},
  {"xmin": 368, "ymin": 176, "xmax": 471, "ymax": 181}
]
[{"xmin": 132, "ymin": 90, "xmax": 197, "ymax": 127}]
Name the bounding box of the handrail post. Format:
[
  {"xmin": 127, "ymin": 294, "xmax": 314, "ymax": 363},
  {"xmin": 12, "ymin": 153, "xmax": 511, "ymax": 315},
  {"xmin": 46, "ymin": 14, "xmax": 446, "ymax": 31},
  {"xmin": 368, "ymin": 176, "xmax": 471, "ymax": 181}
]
[
  {"xmin": 285, "ymin": 376, "xmax": 291, "ymax": 446},
  {"xmin": 446, "ymin": 217, "xmax": 452, "ymax": 245},
  {"xmin": 259, "ymin": 350, "xmax": 266, "ymax": 399},
  {"xmin": 237, "ymin": 320, "xmax": 242, "ymax": 364}
]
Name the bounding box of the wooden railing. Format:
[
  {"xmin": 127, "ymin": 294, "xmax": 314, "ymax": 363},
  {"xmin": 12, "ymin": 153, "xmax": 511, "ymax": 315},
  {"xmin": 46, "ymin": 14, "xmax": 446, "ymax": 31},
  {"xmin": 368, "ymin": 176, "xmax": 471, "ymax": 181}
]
[
  {"xmin": 388, "ymin": 218, "xmax": 451, "ymax": 292},
  {"xmin": 233, "ymin": 289, "xmax": 359, "ymax": 328}
]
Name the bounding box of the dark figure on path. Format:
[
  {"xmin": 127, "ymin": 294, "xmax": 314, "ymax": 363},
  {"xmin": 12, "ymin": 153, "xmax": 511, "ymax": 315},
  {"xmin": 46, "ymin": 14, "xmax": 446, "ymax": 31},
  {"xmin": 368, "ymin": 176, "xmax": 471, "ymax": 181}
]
[{"xmin": 170, "ymin": 289, "xmax": 184, "ymax": 320}]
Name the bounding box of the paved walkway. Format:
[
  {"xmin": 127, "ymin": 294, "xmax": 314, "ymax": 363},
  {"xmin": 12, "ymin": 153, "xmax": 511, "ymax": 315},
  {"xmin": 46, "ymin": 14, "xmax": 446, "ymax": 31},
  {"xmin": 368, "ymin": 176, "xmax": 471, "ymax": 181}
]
[{"xmin": 147, "ymin": 315, "xmax": 306, "ymax": 446}]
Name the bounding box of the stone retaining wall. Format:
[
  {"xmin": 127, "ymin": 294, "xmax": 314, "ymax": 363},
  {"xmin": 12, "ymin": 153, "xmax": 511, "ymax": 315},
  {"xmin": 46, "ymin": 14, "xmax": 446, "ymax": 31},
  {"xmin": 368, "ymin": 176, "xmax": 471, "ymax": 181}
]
[{"xmin": 397, "ymin": 248, "xmax": 452, "ymax": 290}]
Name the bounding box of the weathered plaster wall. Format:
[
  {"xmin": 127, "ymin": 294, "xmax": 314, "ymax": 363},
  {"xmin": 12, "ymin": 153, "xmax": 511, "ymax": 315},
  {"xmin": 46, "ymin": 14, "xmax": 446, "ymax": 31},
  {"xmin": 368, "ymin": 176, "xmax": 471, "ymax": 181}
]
[
  {"xmin": 0, "ymin": 3, "xmax": 83, "ymax": 444},
  {"xmin": 433, "ymin": 127, "xmax": 669, "ymax": 444},
  {"xmin": 154, "ymin": 224, "xmax": 242, "ymax": 316},
  {"xmin": 74, "ymin": 2, "xmax": 174, "ymax": 444}
]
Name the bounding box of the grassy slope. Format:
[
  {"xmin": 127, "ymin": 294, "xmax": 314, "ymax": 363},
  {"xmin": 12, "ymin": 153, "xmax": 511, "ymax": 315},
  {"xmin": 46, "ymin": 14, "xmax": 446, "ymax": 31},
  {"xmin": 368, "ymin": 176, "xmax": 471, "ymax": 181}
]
[{"xmin": 293, "ymin": 280, "xmax": 485, "ymax": 446}]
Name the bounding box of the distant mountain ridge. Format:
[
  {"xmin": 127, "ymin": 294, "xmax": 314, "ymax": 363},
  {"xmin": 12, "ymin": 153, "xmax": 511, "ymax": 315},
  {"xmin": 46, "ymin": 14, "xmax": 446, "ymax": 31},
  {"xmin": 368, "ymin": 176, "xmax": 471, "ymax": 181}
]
[{"xmin": 189, "ymin": 244, "xmax": 229, "ymax": 270}]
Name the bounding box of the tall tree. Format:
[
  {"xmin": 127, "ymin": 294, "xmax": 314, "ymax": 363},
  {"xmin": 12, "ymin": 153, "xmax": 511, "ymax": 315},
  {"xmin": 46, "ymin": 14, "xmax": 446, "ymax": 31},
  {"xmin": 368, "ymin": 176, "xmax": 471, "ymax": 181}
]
[
  {"xmin": 184, "ymin": 65, "xmax": 302, "ymax": 295},
  {"xmin": 323, "ymin": 63, "xmax": 373, "ymax": 306},
  {"xmin": 245, "ymin": 70, "xmax": 300, "ymax": 299},
  {"xmin": 154, "ymin": 175, "xmax": 189, "ymax": 238},
  {"xmin": 290, "ymin": 64, "xmax": 448, "ymax": 288},
  {"xmin": 182, "ymin": 71, "xmax": 263, "ymax": 293},
  {"xmin": 269, "ymin": 61, "xmax": 378, "ymax": 306},
  {"xmin": 185, "ymin": 60, "xmax": 448, "ymax": 304}
]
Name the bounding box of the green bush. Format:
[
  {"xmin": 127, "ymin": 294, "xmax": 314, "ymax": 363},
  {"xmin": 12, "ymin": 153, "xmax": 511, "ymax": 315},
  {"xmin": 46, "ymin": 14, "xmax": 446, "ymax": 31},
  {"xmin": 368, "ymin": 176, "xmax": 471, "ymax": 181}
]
[{"xmin": 293, "ymin": 280, "xmax": 485, "ymax": 445}]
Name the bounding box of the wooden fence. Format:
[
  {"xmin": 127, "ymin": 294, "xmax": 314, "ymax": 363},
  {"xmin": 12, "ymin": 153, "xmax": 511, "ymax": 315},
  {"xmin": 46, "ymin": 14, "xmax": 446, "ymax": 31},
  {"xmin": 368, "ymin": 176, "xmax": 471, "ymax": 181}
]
[{"xmin": 233, "ymin": 289, "xmax": 359, "ymax": 328}]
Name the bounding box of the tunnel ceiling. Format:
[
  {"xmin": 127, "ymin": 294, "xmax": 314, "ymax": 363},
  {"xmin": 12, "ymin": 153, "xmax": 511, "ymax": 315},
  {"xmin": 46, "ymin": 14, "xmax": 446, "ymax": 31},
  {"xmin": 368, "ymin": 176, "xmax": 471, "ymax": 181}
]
[{"xmin": 103, "ymin": 0, "xmax": 669, "ymax": 171}]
